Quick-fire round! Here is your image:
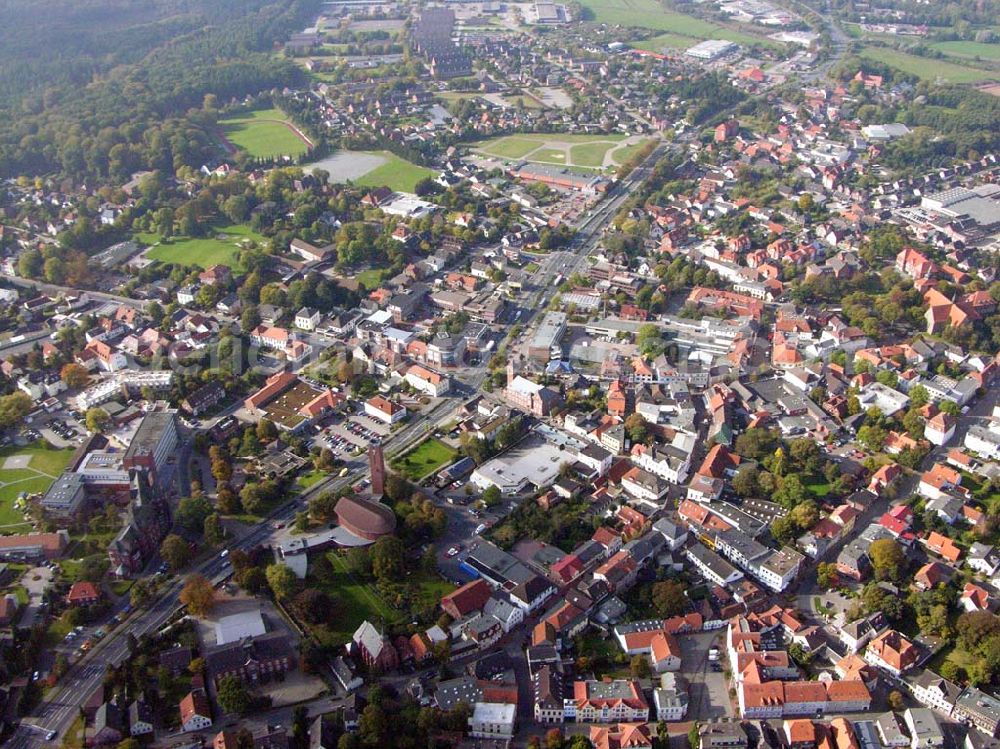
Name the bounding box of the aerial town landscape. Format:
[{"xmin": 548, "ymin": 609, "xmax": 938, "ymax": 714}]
[{"xmin": 0, "ymin": 0, "xmax": 999, "ymax": 748}]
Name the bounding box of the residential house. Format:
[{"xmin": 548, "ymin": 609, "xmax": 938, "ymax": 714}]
[{"xmin": 180, "ymin": 689, "xmax": 212, "ymax": 732}]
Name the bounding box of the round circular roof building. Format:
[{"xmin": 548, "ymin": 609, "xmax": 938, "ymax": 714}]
[{"xmin": 335, "ymin": 495, "xmax": 397, "ymax": 541}]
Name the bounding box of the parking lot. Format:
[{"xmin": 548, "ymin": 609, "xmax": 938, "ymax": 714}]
[
  {"xmin": 678, "ymin": 629, "xmax": 734, "ymax": 720},
  {"xmin": 307, "ymin": 411, "xmax": 389, "ymax": 456}
]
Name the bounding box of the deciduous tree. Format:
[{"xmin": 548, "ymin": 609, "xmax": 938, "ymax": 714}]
[{"xmin": 179, "ymin": 574, "xmax": 215, "ymax": 616}]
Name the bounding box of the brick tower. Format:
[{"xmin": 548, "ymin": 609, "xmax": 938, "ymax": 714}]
[{"xmin": 369, "ymin": 440, "xmax": 386, "ymax": 497}]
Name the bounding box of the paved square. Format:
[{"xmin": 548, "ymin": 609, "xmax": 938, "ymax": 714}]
[{"xmin": 3, "ymin": 455, "xmax": 31, "ymax": 470}]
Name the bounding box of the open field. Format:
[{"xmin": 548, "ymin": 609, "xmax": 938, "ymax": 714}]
[
  {"xmin": 0, "ymin": 444, "xmax": 73, "ymax": 526},
  {"xmin": 473, "ymin": 132, "xmax": 642, "ymax": 169},
  {"xmin": 930, "ymin": 40, "xmax": 1000, "ymax": 62},
  {"xmin": 478, "ymin": 136, "xmax": 544, "ymax": 159},
  {"xmin": 219, "ymin": 108, "xmax": 310, "ymax": 159},
  {"xmin": 352, "ymin": 151, "xmax": 436, "ymax": 192},
  {"xmin": 390, "ymin": 438, "xmax": 457, "ymax": 481},
  {"xmin": 571, "ymin": 141, "xmax": 620, "ymax": 167},
  {"xmin": 633, "ymin": 31, "xmax": 694, "ymax": 51},
  {"xmin": 576, "ymin": 0, "xmax": 777, "ymax": 47},
  {"xmin": 143, "ymin": 224, "xmax": 263, "ymax": 269},
  {"xmin": 860, "ymin": 46, "xmax": 993, "ymax": 83}
]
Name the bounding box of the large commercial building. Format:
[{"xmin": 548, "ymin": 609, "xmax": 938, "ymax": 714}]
[
  {"xmin": 471, "ymin": 439, "xmax": 566, "ymax": 495},
  {"xmin": 122, "ymin": 411, "xmax": 178, "ymax": 483},
  {"xmin": 528, "ymin": 312, "xmax": 568, "ymax": 361}
]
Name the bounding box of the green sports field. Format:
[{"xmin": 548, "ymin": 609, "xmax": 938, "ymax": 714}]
[
  {"xmin": 861, "ymin": 46, "xmax": 993, "ymax": 83},
  {"xmin": 576, "ymin": 0, "xmax": 776, "ymax": 47},
  {"xmin": 473, "ymin": 133, "xmax": 647, "ymax": 170},
  {"xmin": 353, "ymin": 151, "xmax": 436, "ymax": 192},
  {"xmin": 143, "ymin": 223, "xmax": 263, "ymax": 269},
  {"xmin": 0, "ymin": 444, "xmax": 74, "ymax": 527},
  {"xmin": 220, "ymin": 108, "xmax": 310, "ymax": 159}
]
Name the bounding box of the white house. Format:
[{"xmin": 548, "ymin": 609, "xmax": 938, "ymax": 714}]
[
  {"xmin": 250, "ymin": 325, "xmax": 293, "ymax": 351},
  {"xmin": 965, "ymin": 424, "xmax": 1000, "ymax": 461},
  {"xmin": 509, "ymin": 576, "xmax": 556, "ymax": 614},
  {"xmin": 404, "ymin": 365, "xmax": 452, "ymax": 397},
  {"xmin": 576, "ymin": 443, "xmax": 613, "ymax": 477},
  {"xmin": 622, "ymin": 467, "xmax": 669, "ymax": 507},
  {"xmin": 468, "ymin": 702, "xmax": 516, "ymax": 740},
  {"xmin": 653, "ymin": 672, "xmax": 689, "ymax": 721},
  {"xmin": 968, "ymin": 543, "xmax": 1000, "ymax": 576},
  {"xmin": 909, "ymin": 671, "xmax": 960, "ymax": 717},
  {"xmin": 925, "ymin": 412, "xmax": 956, "ymax": 447},
  {"xmin": 483, "ymin": 595, "xmax": 524, "ymax": 633},
  {"xmin": 364, "ymin": 395, "xmax": 406, "ymax": 424},
  {"xmin": 903, "ymin": 708, "xmax": 945, "ymax": 749},
  {"xmin": 294, "ymin": 307, "xmax": 321, "ymax": 331},
  {"xmin": 177, "ymin": 285, "xmax": 199, "ymax": 305}
]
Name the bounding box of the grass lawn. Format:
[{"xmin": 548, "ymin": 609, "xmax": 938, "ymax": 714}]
[
  {"xmin": 356, "ymin": 268, "xmax": 390, "ymax": 289},
  {"xmin": 390, "ymin": 438, "xmax": 458, "ymax": 481},
  {"xmin": 478, "ymin": 136, "xmax": 544, "ymax": 159},
  {"xmin": 0, "ymin": 443, "xmax": 73, "ymax": 526},
  {"xmin": 437, "ymin": 91, "xmax": 483, "ymax": 103},
  {"xmin": 220, "ymin": 107, "xmax": 309, "ymax": 159},
  {"xmin": 504, "ymin": 93, "xmax": 545, "ymax": 109},
  {"xmin": 611, "ymin": 141, "xmax": 653, "ymax": 165},
  {"xmin": 532, "ymin": 147, "xmax": 570, "ymax": 164},
  {"xmin": 525, "ymin": 262, "xmax": 540, "ymax": 273},
  {"xmin": 930, "ymin": 40, "xmax": 1000, "ymax": 61},
  {"xmin": 296, "ymin": 470, "xmax": 327, "ymax": 491},
  {"xmin": 861, "ymin": 46, "xmax": 992, "ymax": 83},
  {"xmin": 353, "ymin": 151, "xmax": 436, "ymax": 192},
  {"xmin": 320, "ymin": 551, "xmax": 402, "ymax": 641},
  {"xmin": 570, "ymin": 141, "xmax": 617, "ymax": 167},
  {"xmin": 143, "ymin": 223, "xmax": 263, "ymax": 270},
  {"xmin": 407, "ymin": 570, "xmax": 456, "ymax": 611},
  {"xmin": 806, "ymin": 480, "xmax": 832, "ymax": 498}
]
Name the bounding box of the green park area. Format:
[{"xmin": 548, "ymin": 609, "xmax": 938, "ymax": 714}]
[
  {"xmin": 0, "ymin": 443, "xmax": 74, "ymax": 527},
  {"xmin": 313, "ymin": 551, "xmax": 455, "ymax": 643},
  {"xmin": 390, "ymin": 438, "xmax": 458, "ymax": 481},
  {"xmin": 141, "ymin": 223, "xmax": 264, "ymax": 269},
  {"xmin": 861, "ymin": 46, "xmax": 993, "ymax": 83},
  {"xmin": 353, "ymin": 151, "xmax": 436, "ymax": 192},
  {"xmin": 219, "ymin": 107, "xmax": 310, "ymax": 159}
]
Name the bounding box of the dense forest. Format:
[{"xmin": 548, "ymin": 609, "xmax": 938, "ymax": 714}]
[{"xmin": 0, "ymin": 0, "xmax": 320, "ymax": 180}]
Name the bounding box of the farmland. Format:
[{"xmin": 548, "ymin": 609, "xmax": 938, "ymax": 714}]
[
  {"xmin": 219, "ymin": 107, "xmax": 311, "ymax": 159},
  {"xmin": 860, "ymin": 46, "xmax": 993, "ymax": 84}
]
